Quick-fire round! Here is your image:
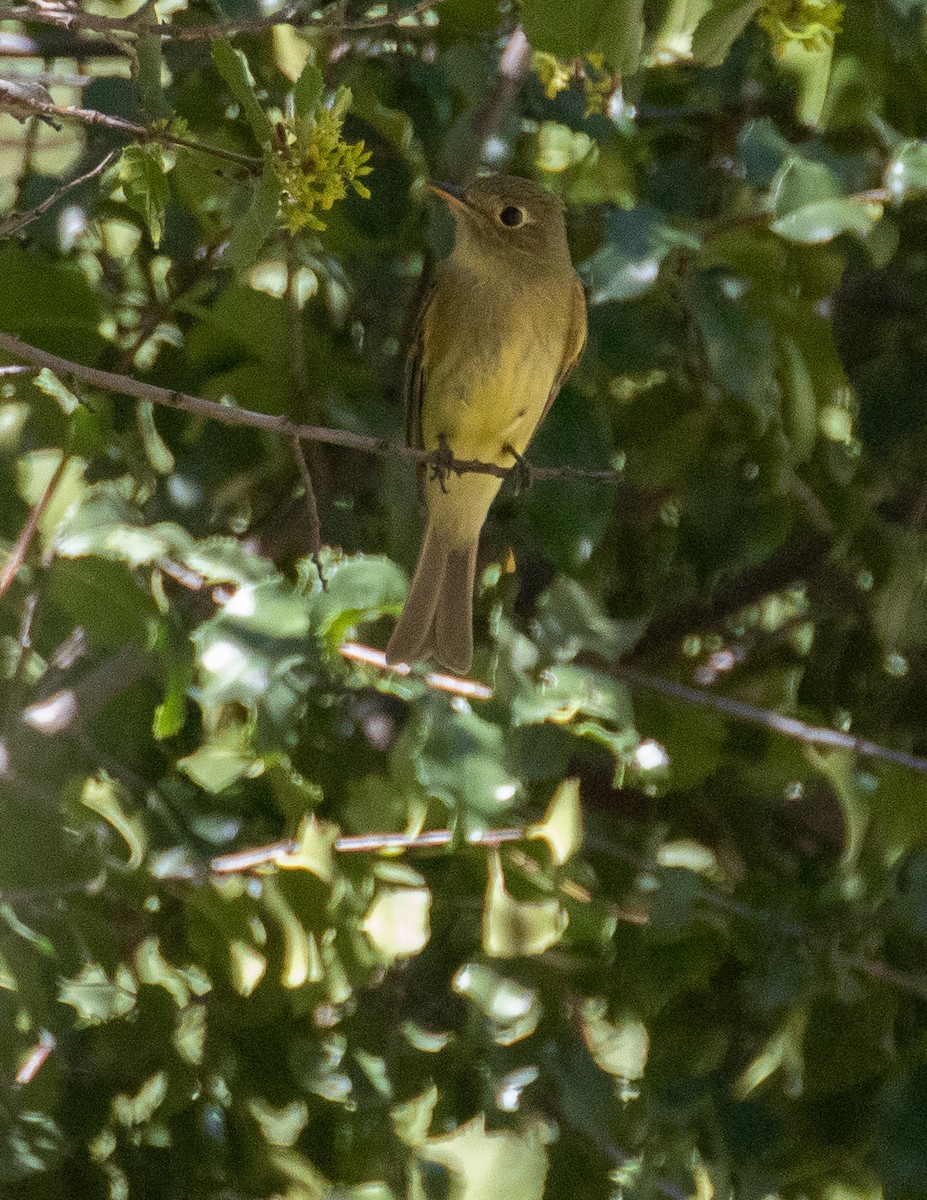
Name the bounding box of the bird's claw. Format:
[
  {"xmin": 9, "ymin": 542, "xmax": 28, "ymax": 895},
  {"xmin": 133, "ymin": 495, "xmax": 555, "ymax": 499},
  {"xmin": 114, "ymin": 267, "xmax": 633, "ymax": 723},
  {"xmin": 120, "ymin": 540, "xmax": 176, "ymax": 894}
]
[
  {"xmin": 504, "ymin": 444, "xmax": 533, "ymax": 494},
  {"xmin": 428, "ymin": 433, "xmax": 456, "ymax": 494}
]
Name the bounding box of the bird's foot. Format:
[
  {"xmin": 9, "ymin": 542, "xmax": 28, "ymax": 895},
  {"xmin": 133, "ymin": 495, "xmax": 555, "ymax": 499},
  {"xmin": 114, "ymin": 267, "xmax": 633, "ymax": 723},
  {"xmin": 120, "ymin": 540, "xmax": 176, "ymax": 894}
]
[
  {"xmin": 504, "ymin": 444, "xmax": 533, "ymax": 495},
  {"xmin": 428, "ymin": 433, "xmax": 456, "ymax": 494}
]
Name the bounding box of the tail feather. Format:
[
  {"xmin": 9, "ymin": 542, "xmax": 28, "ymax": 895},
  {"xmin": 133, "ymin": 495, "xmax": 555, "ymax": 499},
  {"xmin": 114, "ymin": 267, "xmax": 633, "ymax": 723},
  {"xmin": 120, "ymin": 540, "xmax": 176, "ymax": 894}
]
[
  {"xmin": 434, "ymin": 544, "xmax": 476, "ymax": 674},
  {"xmin": 386, "ymin": 524, "xmax": 477, "ymax": 675}
]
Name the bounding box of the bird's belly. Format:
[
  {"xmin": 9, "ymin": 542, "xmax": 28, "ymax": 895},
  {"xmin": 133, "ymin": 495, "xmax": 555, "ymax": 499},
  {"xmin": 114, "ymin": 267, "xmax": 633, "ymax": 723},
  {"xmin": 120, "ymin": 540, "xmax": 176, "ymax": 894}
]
[
  {"xmin": 422, "ymin": 343, "xmax": 552, "ymax": 462},
  {"xmin": 420, "ymin": 337, "xmax": 555, "ymax": 545}
]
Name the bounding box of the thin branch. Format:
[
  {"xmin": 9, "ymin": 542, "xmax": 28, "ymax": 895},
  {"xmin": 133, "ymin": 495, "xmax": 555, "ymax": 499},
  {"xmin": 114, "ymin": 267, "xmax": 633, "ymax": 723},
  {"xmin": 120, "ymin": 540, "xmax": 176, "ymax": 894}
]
[
  {"xmin": 0, "ymin": 149, "xmax": 117, "ymax": 239},
  {"xmin": 605, "ymin": 660, "xmax": 927, "ymax": 774},
  {"xmin": 292, "ymin": 433, "xmax": 326, "ymax": 587},
  {"xmin": 285, "ymin": 237, "xmax": 327, "ymax": 585},
  {"xmin": 1, "ymin": 94, "xmax": 261, "ymax": 172},
  {"xmin": 461, "ymin": 24, "xmax": 531, "ymax": 178},
  {"xmin": 0, "ymin": 451, "xmax": 69, "ymax": 599},
  {"xmin": 3, "ymin": 0, "xmax": 440, "ymax": 40},
  {"xmin": 211, "ymin": 824, "xmax": 525, "ymax": 874},
  {"xmin": 14, "ymin": 1031, "xmax": 56, "ymax": 1086},
  {"xmin": 0, "ymin": 333, "xmax": 636, "ymax": 486},
  {"xmin": 340, "ymin": 641, "xmax": 493, "ymax": 699},
  {"xmin": 0, "ymin": 28, "xmax": 128, "ymax": 56}
]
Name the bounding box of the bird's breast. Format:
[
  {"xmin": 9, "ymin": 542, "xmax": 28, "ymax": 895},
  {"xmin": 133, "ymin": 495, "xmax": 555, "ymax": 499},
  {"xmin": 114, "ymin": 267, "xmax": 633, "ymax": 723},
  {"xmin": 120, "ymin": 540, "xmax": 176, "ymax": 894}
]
[{"xmin": 421, "ymin": 277, "xmax": 566, "ymax": 462}]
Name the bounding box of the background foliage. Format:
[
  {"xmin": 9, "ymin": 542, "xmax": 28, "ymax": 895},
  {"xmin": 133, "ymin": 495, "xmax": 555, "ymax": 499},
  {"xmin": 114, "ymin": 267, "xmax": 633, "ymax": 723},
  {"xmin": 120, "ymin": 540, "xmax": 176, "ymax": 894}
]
[{"xmin": 5, "ymin": 0, "xmax": 927, "ymax": 1196}]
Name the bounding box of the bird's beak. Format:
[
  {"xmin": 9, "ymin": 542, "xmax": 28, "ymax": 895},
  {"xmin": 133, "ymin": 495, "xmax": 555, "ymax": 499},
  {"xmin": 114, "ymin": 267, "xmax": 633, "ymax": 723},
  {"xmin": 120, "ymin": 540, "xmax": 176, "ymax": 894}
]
[{"xmin": 427, "ymin": 180, "xmax": 468, "ymax": 210}]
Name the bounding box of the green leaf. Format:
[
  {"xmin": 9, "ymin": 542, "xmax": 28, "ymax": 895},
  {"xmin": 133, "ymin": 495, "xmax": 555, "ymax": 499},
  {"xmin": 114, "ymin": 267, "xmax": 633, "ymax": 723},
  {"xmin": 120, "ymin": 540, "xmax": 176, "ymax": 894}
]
[
  {"xmin": 419, "ymin": 1114, "xmax": 550, "ymax": 1200},
  {"xmin": 771, "ymin": 156, "xmax": 841, "ymax": 214},
  {"xmin": 0, "ymin": 244, "xmax": 102, "ymax": 358},
  {"xmin": 177, "ymin": 727, "xmax": 262, "ymax": 794},
  {"xmin": 395, "ymin": 700, "xmax": 520, "ymax": 820},
  {"xmin": 33, "ymin": 367, "xmax": 79, "ymax": 415},
  {"xmin": 581, "ymin": 205, "xmax": 698, "ymax": 303},
  {"xmin": 532, "ymin": 576, "xmax": 648, "ymax": 662},
  {"xmin": 482, "ymin": 851, "xmax": 566, "ymax": 957},
  {"xmin": 80, "ymin": 773, "xmax": 146, "ymax": 869},
  {"xmin": 136, "ymin": 398, "xmax": 175, "ymax": 474},
  {"xmin": 113, "ymin": 143, "xmax": 171, "ymax": 248},
  {"xmin": 226, "ymin": 165, "xmax": 282, "ymax": 270},
  {"xmin": 580, "ymin": 1001, "xmax": 649, "ymax": 1080},
  {"xmin": 452, "ymin": 962, "xmax": 543, "ymax": 1042},
  {"xmin": 304, "ymin": 550, "xmax": 407, "ymax": 646},
  {"xmin": 513, "ymin": 664, "xmax": 634, "ymax": 728},
  {"xmin": 293, "ymin": 60, "xmax": 324, "ymax": 119},
  {"xmin": 686, "ymin": 271, "xmax": 778, "ymax": 426},
  {"xmin": 137, "ymin": 24, "xmax": 169, "ymax": 120},
  {"xmin": 211, "ymin": 39, "xmax": 275, "ymax": 145},
  {"xmin": 520, "ymin": 0, "xmax": 644, "ymax": 71},
  {"xmin": 361, "ymin": 884, "xmax": 432, "ymax": 961},
  {"xmin": 528, "ymin": 777, "xmax": 583, "ymax": 865},
  {"xmin": 691, "ymin": 0, "xmax": 763, "ymax": 66},
  {"xmin": 59, "ymin": 963, "xmax": 138, "ymax": 1025},
  {"xmin": 770, "ymin": 196, "xmax": 883, "ymax": 244},
  {"xmin": 886, "ymin": 139, "xmax": 927, "ymax": 200},
  {"xmin": 777, "ymin": 333, "xmax": 818, "ymax": 464}
]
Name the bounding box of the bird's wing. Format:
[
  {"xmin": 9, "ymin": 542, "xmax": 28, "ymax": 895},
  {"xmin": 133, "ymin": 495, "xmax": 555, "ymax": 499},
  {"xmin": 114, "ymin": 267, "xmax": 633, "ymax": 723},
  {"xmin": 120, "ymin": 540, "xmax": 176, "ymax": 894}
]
[
  {"xmin": 404, "ymin": 277, "xmax": 436, "ymax": 502},
  {"xmin": 541, "ymin": 274, "xmax": 588, "ymax": 423}
]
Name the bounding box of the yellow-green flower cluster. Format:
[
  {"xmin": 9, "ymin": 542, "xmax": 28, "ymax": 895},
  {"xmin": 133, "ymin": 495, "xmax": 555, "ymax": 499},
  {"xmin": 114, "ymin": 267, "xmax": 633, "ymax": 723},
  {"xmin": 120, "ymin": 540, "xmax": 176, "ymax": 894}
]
[
  {"xmin": 533, "ymin": 51, "xmax": 572, "ymax": 100},
  {"xmin": 273, "ymin": 87, "xmax": 372, "ymax": 233},
  {"xmin": 758, "ymin": 0, "xmax": 844, "ymax": 53}
]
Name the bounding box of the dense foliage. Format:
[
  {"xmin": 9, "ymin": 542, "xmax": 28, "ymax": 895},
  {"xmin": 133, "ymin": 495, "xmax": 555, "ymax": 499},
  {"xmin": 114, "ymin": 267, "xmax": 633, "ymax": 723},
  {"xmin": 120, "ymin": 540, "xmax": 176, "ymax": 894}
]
[{"xmin": 5, "ymin": 0, "xmax": 927, "ymax": 1196}]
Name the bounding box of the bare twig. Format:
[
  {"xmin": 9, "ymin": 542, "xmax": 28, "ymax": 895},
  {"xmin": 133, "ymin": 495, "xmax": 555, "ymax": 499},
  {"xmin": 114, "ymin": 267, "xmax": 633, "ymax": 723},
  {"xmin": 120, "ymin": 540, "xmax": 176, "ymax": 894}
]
[
  {"xmin": 605, "ymin": 660, "xmax": 927, "ymax": 774},
  {"xmin": 0, "ymin": 452, "xmax": 69, "ymax": 599},
  {"xmin": 292, "ymin": 433, "xmax": 326, "ymax": 587},
  {"xmin": 14, "ymin": 1031, "xmax": 56, "ymax": 1086},
  {"xmin": 340, "ymin": 641, "xmax": 493, "ymax": 699},
  {"xmin": 460, "ymin": 25, "xmax": 531, "ymax": 178},
  {"xmin": 0, "ymin": 28, "xmax": 128, "ymax": 56},
  {"xmin": 211, "ymin": 824, "xmax": 525, "ymax": 873},
  {"xmin": 0, "ymin": 149, "xmax": 117, "ymax": 238},
  {"xmin": 0, "ymin": 94, "xmax": 261, "ymax": 172},
  {"xmin": 3, "ymin": 0, "xmax": 440, "ymax": 41},
  {"xmin": 0, "ymin": 333, "xmax": 634, "ymax": 486},
  {"xmin": 285, "ymin": 237, "xmax": 327, "ymax": 585}
]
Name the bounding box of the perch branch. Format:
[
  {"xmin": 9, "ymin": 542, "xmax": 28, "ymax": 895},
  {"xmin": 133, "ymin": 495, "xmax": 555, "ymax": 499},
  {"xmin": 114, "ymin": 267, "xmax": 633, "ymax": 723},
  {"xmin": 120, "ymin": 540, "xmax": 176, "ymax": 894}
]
[{"xmin": 0, "ymin": 333, "xmax": 635, "ymax": 486}]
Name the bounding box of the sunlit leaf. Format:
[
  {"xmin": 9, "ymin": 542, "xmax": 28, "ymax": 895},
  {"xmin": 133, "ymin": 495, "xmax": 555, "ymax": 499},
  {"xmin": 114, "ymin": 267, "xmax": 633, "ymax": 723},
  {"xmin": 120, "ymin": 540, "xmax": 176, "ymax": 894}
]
[
  {"xmin": 361, "ymin": 885, "xmax": 431, "ymax": 960},
  {"xmin": 59, "ymin": 963, "xmax": 137, "ymax": 1026},
  {"xmin": 482, "ymin": 851, "xmax": 567, "ymax": 958},
  {"xmin": 419, "ymin": 1114, "xmax": 550, "ymax": 1200},
  {"xmin": 80, "ymin": 773, "xmax": 146, "ymax": 869},
  {"xmin": 528, "ymin": 777, "xmax": 582, "ymax": 865}
]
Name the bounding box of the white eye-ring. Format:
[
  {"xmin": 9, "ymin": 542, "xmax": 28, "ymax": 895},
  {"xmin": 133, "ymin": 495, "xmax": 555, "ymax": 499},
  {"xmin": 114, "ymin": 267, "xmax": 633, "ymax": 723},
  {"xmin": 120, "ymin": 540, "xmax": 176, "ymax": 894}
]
[{"xmin": 499, "ymin": 205, "xmax": 526, "ymax": 228}]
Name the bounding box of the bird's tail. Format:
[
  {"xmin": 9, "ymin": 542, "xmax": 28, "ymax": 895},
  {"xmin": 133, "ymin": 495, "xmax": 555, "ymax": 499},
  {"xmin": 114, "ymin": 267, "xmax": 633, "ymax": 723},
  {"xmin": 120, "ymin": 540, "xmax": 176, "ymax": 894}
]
[{"xmin": 385, "ymin": 522, "xmax": 477, "ymax": 675}]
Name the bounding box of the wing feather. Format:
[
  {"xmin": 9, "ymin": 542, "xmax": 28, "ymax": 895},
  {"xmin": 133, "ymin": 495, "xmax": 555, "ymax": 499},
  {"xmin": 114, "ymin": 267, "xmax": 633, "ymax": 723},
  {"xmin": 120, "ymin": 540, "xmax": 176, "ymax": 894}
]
[
  {"xmin": 404, "ymin": 278, "xmax": 436, "ymax": 502},
  {"xmin": 541, "ymin": 274, "xmax": 588, "ymax": 424}
]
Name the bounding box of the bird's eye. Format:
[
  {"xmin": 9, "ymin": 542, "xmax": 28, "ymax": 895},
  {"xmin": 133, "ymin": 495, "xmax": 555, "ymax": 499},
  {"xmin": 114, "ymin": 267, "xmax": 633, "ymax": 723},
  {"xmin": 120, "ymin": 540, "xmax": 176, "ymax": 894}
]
[{"xmin": 499, "ymin": 206, "xmax": 525, "ymax": 228}]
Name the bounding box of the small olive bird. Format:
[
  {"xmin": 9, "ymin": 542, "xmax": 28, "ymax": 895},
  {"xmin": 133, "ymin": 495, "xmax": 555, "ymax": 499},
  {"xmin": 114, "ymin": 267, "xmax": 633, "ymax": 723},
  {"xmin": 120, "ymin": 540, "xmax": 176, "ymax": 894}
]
[{"xmin": 385, "ymin": 174, "xmax": 587, "ymax": 675}]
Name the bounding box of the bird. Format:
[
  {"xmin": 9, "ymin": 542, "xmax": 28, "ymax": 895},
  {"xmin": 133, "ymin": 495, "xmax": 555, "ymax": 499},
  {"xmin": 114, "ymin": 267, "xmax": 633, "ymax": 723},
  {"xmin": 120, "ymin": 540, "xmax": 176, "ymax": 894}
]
[{"xmin": 385, "ymin": 173, "xmax": 587, "ymax": 675}]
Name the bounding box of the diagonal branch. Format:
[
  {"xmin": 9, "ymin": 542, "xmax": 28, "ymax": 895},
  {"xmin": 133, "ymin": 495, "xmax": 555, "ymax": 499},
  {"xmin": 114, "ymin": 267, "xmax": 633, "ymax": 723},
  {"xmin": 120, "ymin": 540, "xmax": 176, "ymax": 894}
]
[
  {"xmin": 3, "ymin": 0, "xmax": 440, "ymax": 40},
  {"xmin": 0, "ymin": 452, "xmax": 69, "ymax": 599},
  {"xmin": 0, "ymin": 149, "xmax": 117, "ymax": 238},
  {"xmin": 0, "ymin": 333, "xmax": 635, "ymax": 486},
  {"xmin": 0, "ymin": 94, "xmax": 262, "ymax": 172},
  {"xmin": 603, "ymin": 659, "xmax": 927, "ymax": 774}
]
